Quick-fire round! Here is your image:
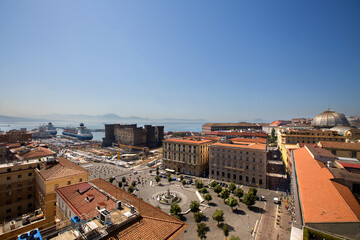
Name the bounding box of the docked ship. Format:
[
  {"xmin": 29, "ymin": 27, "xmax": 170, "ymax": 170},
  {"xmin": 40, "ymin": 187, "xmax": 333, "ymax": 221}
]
[
  {"xmin": 62, "ymin": 123, "xmax": 93, "ymax": 140},
  {"xmin": 46, "ymin": 122, "xmax": 57, "ymax": 135}
]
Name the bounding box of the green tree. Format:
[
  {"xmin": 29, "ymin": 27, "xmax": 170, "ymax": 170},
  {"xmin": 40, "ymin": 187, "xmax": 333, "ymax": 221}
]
[
  {"xmin": 204, "ymin": 194, "xmax": 212, "ymax": 204},
  {"xmin": 220, "ymin": 189, "xmax": 230, "ymax": 202},
  {"xmin": 248, "ymin": 187, "xmax": 258, "ymax": 197},
  {"xmin": 212, "ymin": 209, "xmax": 224, "ymax": 226},
  {"xmin": 149, "ymin": 170, "xmax": 153, "ymax": 174},
  {"xmin": 243, "ymin": 192, "xmax": 256, "ymax": 207},
  {"xmin": 195, "ymin": 180, "xmax": 204, "ymax": 189},
  {"xmin": 214, "ymin": 185, "xmax": 222, "ymax": 195},
  {"xmin": 122, "ymin": 177, "xmax": 126, "ymax": 182},
  {"xmin": 182, "ymin": 179, "xmax": 187, "ymax": 187},
  {"xmin": 170, "ymin": 203, "xmax": 181, "ymax": 216},
  {"xmin": 197, "ymin": 222, "xmax": 207, "ymax": 239},
  {"xmin": 131, "ymin": 181, "xmax": 136, "ymax": 187},
  {"xmin": 127, "ymin": 185, "xmax": 134, "ymax": 194},
  {"xmin": 118, "ymin": 182, "xmax": 122, "ymax": 188},
  {"xmin": 228, "ymin": 183, "xmax": 236, "ymax": 193},
  {"xmin": 271, "ymin": 128, "xmax": 277, "ymax": 143},
  {"xmin": 229, "ymin": 235, "xmax": 240, "ymax": 240},
  {"xmin": 200, "ymin": 187, "xmax": 208, "ymax": 194},
  {"xmin": 155, "ymin": 175, "xmax": 161, "ymax": 185},
  {"xmin": 109, "ymin": 177, "xmax": 115, "ymax": 183},
  {"xmin": 180, "ymin": 175, "xmax": 184, "ymax": 181},
  {"xmin": 227, "ymin": 197, "xmax": 238, "ymax": 211},
  {"xmin": 156, "ymin": 167, "xmax": 159, "ymax": 176},
  {"xmin": 194, "ymin": 212, "xmax": 203, "ymax": 223},
  {"xmin": 168, "ymin": 176, "xmax": 172, "ymax": 183},
  {"xmin": 234, "ymin": 188, "xmax": 244, "ymax": 201},
  {"xmin": 210, "ymin": 181, "xmax": 217, "ymax": 188},
  {"xmin": 190, "ymin": 200, "xmax": 200, "ymax": 213},
  {"xmin": 222, "ymin": 224, "xmax": 229, "ymax": 238}
]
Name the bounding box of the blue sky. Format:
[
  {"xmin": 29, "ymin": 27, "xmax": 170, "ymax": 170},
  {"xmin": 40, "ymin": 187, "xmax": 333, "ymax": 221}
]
[{"xmin": 0, "ymin": 0, "xmax": 359, "ymax": 122}]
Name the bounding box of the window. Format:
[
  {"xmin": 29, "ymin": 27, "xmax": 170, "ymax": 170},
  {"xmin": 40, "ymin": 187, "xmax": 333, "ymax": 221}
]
[
  {"xmin": 252, "ymin": 178, "xmax": 255, "ymax": 183},
  {"xmin": 28, "ymin": 203, "xmax": 33, "ymax": 208},
  {"xmin": 352, "ymin": 152, "xmax": 357, "ymax": 158},
  {"xmin": 67, "ymin": 181, "xmax": 71, "ymax": 185},
  {"xmin": 6, "ymin": 209, "xmax": 11, "ymax": 213},
  {"xmin": 17, "ymin": 206, "xmax": 22, "ymax": 211},
  {"xmin": 222, "ymin": 172, "xmax": 224, "ymax": 177},
  {"xmin": 211, "ymin": 170, "xmax": 214, "ymax": 175},
  {"xmin": 7, "ymin": 168, "xmax": 11, "ymax": 172},
  {"xmin": 216, "ymin": 171, "xmax": 219, "ymax": 176},
  {"xmin": 28, "ymin": 172, "xmax": 32, "ymax": 176},
  {"xmin": 79, "ymin": 178, "xmax": 83, "ymax": 182},
  {"xmin": 246, "ymin": 166, "xmax": 249, "ymax": 170},
  {"xmin": 233, "ymin": 174, "xmax": 236, "ymax": 180},
  {"xmin": 227, "ymin": 173, "xmax": 230, "ymax": 178},
  {"xmin": 7, "ymin": 176, "xmax": 11, "ymax": 180},
  {"xmin": 28, "ymin": 194, "xmax": 32, "ymax": 199},
  {"xmin": 246, "ymin": 176, "xmax": 249, "ymax": 182},
  {"xmin": 17, "ymin": 197, "xmax": 22, "ymax": 202},
  {"xmin": 18, "ymin": 174, "xmax": 22, "ymax": 178},
  {"xmin": 259, "ymin": 179, "xmax": 263, "ymax": 185},
  {"xmin": 239, "ymin": 175, "xmax": 242, "ymax": 181}
]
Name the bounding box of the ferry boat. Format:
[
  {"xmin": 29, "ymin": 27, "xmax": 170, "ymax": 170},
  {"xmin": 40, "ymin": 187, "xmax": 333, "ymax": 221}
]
[
  {"xmin": 62, "ymin": 123, "xmax": 93, "ymax": 140},
  {"xmin": 46, "ymin": 122, "xmax": 57, "ymax": 135}
]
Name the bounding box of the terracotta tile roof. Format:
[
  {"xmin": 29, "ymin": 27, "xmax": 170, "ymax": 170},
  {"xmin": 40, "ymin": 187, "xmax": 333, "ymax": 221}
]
[
  {"xmin": 202, "ymin": 136, "xmax": 220, "ymax": 141},
  {"xmin": 56, "ymin": 182, "xmax": 117, "ymax": 219},
  {"xmin": 293, "ymin": 147, "xmax": 360, "ymax": 223},
  {"xmin": 211, "ymin": 142, "xmax": 266, "ymax": 151},
  {"xmin": 231, "ymin": 137, "xmax": 267, "ymax": 144},
  {"xmin": 203, "ymin": 122, "xmax": 258, "ymax": 127},
  {"xmin": 37, "ymin": 157, "xmax": 89, "ymax": 181},
  {"xmin": 16, "ymin": 147, "xmax": 55, "ymax": 160},
  {"xmin": 107, "ymin": 217, "xmax": 185, "ymax": 240},
  {"xmin": 319, "ymin": 141, "xmax": 360, "ymax": 151},
  {"xmin": 164, "ymin": 138, "xmax": 213, "ymax": 145},
  {"xmin": 90, "ymin": 178, "xmax": 187, "ymax": 240}
]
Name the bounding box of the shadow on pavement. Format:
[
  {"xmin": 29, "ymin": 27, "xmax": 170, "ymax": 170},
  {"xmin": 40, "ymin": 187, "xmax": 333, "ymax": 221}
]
[
  {"xmin": 232, "ymin": 209, "xmax": 246, "ymax": 215},
  {"xmin": 248, "ymin": 206, "xmax": 265, "ymax": 213}
]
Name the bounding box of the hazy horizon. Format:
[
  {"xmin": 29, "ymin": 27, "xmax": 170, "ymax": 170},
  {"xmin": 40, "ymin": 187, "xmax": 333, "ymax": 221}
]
[{"xmin": 1, "ymin": 1, "xmax": 359, "ymax": 122}]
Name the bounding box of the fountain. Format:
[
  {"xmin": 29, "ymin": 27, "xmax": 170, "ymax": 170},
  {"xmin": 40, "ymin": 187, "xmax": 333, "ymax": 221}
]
[{"xmin": 156, "ymin": 188, "xmax": 181, "ymax": 205}]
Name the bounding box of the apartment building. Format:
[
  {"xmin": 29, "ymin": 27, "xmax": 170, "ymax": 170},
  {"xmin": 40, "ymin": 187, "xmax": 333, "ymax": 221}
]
[
  {"xmin": 163, "ymin": 138, "xmax": 214, "ymax": 176},
  {"xmin": 209, "ymin": 140, "xmax": 267, "ymax": 188},
  {"xmin": 318, "ymin": 141, "xmax": 360, "ymax": 160},
  {"xmin": 0, "ymin": 129, "xmax": 32, "ymax": 144},
  {"xmin": 35, "ymin": 157, "xmax": 90, "ymax": 222},
  {"xmin": 50, "ymin": 178, "xmax": 187, "ymax": 240},
  {"xmin": 202, "ymin": 122, "xmax": 261, "ymax": 133}
]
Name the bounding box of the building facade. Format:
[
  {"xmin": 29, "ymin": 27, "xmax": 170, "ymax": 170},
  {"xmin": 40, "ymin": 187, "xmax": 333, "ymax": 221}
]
[
  {"xmin": 35, "ymin": 157, "xmax": 90, "ymax": 223},
  {"xmin": 209, "ymin": 141, "xmax": 267, "ymax": 188},
  {"xmin": 202, "ymin": 123, "xmax": 262, "ymax": 133},
  {"xmin": 162, "ymin": 138, "xmax": 213, "ymax": 176},
  {"xmin": 318, "ymin": 141, "xmax": 360, "ymax": 160},
  {"xmin": 0, "ymin": 129, "xmax": 32, "ymax": 144},
  {"xmin": 102, "ymin": 124, "xmax": 164, "ymax": 148},
  {"xmin": 49, "ymin": 178, "xmax": 187, "ymax": 240}
]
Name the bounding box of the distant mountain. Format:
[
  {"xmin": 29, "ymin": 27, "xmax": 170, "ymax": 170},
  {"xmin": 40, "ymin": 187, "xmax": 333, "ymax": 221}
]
[
  {"xmin": 0, "ymin": 115, "xmax": 45, "ymax": 122},
  {"xmin": 1, "ymin": 113, "xmax": 205, "ymax": 123}
]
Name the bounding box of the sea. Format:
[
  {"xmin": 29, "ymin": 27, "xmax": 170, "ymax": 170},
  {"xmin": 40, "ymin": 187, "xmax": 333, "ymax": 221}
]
[{"xmin": 0, "ymin": 121, "xmax": 204, "ymax": 142}]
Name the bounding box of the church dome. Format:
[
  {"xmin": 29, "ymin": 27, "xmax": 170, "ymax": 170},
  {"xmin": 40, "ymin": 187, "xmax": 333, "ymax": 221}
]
[{"xmin": 311, "ymin": 109, "xmax": 350, "ymax": 128}]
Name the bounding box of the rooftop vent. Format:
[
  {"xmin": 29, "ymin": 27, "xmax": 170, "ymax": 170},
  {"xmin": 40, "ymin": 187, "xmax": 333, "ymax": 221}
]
[{"xmin": 85, "ymin": 194, "xmax": 95, "ymax": 202}]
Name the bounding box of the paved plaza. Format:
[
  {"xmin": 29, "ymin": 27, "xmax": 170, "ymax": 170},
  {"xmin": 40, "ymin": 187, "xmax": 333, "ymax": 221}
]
[{"xmin": 84, "ymin": 162, "xmax": 291, "ymax": 240}]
